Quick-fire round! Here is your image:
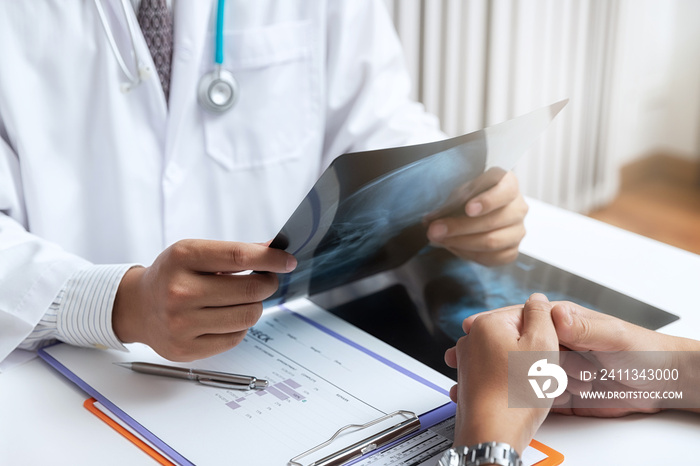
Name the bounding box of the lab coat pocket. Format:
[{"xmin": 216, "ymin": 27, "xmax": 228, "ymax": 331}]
[{"xmin": 202, "ymin": 21, "xmax": 314, "ymax": 171}]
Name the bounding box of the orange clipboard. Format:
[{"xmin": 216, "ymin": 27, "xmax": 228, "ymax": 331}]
[
  {"xmin": 84, "ymin": 398, "xmax": 174, "ymax": 466},
  {"xmin": 85, "ymin": 397, "xmax": 564, "ymax": 466},
  {"xmin": 529, "ymin": 439, "xmax": 564, "ymax": 466}
]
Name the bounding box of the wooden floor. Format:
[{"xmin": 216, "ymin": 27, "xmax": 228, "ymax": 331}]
[{"xmin": 588, "ymin": 154, "xmax": 700, "ymax": 255}]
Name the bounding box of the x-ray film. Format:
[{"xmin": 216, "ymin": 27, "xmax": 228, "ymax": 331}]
[
  {"xmin": 266, "ymin": 100, "xmax": 567, "ymax": 305},
  {"xmin": 321, "ymin": 248, "xmax": 679, "ymax": 378}
]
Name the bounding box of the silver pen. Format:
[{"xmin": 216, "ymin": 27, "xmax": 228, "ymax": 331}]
[{"xmin": 114, "ymin": 361, "xmax": 268, "ymax": 390}]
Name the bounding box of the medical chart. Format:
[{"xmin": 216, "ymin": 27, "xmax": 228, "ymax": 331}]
[{"xmin": 41, "ymin": 300, "xmax": 455, "ymax": 465}]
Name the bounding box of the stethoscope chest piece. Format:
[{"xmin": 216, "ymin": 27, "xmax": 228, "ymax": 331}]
[
  {"xmin": 198, "ymin": 67, "xmax": 239, "ymax": 113},
  {"xmin": 97, "ymin": 0, "xmax": 238, "ymax": 112}
]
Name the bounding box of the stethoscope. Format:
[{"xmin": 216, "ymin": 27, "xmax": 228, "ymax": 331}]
[{"xmin": 94, "ymin": 0, "xmax": 238, "ymax": 113}]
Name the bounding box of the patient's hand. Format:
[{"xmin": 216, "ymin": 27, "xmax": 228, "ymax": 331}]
[
  {"xmin": 549, "ymin": 301, "xmax": 700, "ymax": 417},
  {"xmin": 444, "ymin": 293, "xmax": 559, "ymax": 455},
  {"xmin": 462, "ymin": 300, "xmax": 700, "ymax": 417}
]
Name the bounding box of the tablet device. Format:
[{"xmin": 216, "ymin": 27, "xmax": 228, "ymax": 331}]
[{"xmin": 319, "ymin": 248, "xmax": 679, "ymax": 378}]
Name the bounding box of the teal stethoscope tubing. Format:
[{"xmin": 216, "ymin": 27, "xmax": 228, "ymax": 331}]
[
  {"xmin": 96, "ymin": 0, "xmax": 237, "ymax": 110},
  {"xmin": 198, "ymin": 0, "xmax": 239, "ymax": 112},
  {"xmin": 215, "ymin": 0, "xmax": 225, "ymax": 65}
]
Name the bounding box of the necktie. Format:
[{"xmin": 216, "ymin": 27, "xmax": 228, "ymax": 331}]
[{"xmin": 137, "ymin": 0, "xmax": 173, "ymax": 102}]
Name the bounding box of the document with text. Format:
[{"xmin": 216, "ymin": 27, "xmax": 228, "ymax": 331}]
[{"xmin": 41, "ymin": 299, "xmax": 456, "ymax": 465}]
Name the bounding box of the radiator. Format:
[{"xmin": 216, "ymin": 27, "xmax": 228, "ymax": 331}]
[{"xmin": 384, "ymin": 0, "xmax": 621, "ymax": 212}]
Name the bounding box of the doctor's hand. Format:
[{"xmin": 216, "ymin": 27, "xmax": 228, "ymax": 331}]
[
  {"xmin": 427, "ymin": 171, "xmax": 527, "ymax": 266},
  {"xmin": 444, "ymin": 293, "xmax": 559, "ymax": 455},
  {"xmin": 112, "ymin": 239, "xmax": 296, "ymax": 361}
]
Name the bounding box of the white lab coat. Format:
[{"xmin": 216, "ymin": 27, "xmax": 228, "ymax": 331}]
[{"xmin": 0, "ymin": 0, "xmax": 443, "ymax": 360}]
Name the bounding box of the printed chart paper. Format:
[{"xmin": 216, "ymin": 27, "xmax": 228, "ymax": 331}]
[{"xmin": 41, "ymin": 300, "xmax": 455, "ymax": 465}]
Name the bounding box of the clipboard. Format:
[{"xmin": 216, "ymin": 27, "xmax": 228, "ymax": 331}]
[
  {"xmin": 46, "ymin": 280, "xmax": 568, "ymax": 466},
  {"xmin": 282, "ymin": 411, "xmax": 564, "ymax": 466},
  {"xmin": 43, "ymin": 298, "xmax": 566, "ymax": 466},
  {"xmin": 84, "ymin": 398, "xmax": 175, "ymax": 466},
  {"xmin": 288, "ymin": 410, "xmax": 421, "ymax": 466},
  {"xmin": 85, "ymin": 396, "xmax": 562, "ymax": 466},
  {"xmin": 41, "ymin": 300, "xmax": 460, "ymax": 465},
  {"xmin": 529, "ymin": 440, "xmax": 564, "ymax": 466}
]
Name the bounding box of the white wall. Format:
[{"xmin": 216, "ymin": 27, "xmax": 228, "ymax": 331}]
[
  {"xmin": 660, "ymin": 0, "xmax": 700, "ymax": 158},
  {"xmin": 386, "ymin": 0, "xmax": 626, "ymax": 212},
  {"xmin": 606, "ymin": 0, "xmax": 700, "ymax": 164},
  {"xmin": 385, "ymin": 0, "xmax": 700, "ymax": 211}
]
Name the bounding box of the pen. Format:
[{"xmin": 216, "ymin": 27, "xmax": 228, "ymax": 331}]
[{"xmin": 114, "ymin": 362, "xmax": 269, "ymax": 390}]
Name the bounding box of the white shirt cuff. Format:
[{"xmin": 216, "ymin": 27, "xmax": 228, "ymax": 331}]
[{"xmin": 56, "ymin": 264, "xmax": 138, "ymax": 351}]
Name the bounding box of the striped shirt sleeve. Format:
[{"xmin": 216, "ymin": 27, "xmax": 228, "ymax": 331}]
[{"xmin": 18, "ymin": 264, "xmax": 137, "ymax": 352}]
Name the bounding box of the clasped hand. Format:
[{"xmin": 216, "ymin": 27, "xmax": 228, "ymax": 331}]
[{"xmin": 445, "ymin": 293, "xmax": 700, "ymax": 455}]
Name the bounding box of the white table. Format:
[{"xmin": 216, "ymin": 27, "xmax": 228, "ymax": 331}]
[{"xmin": 2, "ymin": 198, "xmax": 699, "ymax": 465}]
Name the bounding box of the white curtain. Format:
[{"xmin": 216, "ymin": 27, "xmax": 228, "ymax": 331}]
[{"xmin": 384, "ymin": 0, "xmax": 621, "ymax": 212}]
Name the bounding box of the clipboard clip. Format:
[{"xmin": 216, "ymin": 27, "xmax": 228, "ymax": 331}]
[{"xmin": 288, "ymin": 410, "xmax": 420, "ymax": 466}]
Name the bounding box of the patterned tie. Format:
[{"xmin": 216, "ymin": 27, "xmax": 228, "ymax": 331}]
[{"xmin": 137, "ymin": 0, "xmax": 173, "ymax": 102}]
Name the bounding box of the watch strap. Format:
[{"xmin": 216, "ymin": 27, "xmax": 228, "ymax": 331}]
[{"xmin": 438, "ymin": 442, "xmax": 522, "ymax": 466}]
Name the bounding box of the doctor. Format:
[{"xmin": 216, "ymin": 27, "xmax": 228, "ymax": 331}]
[{"xmin": 0, "ymin": 0, "xmax": 527, "ymax": 363}]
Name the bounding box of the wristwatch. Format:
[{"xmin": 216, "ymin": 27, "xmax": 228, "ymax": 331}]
[{"xmin": 437, "ymin": 442, "xmax": 522, "ymax": 466}]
